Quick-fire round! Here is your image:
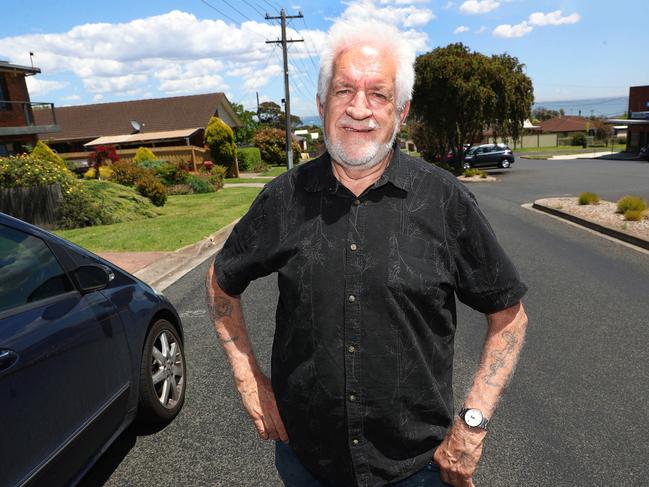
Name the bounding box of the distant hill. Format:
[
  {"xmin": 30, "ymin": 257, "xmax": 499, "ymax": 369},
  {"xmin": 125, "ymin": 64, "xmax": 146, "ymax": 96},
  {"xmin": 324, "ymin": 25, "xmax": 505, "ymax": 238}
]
[
  {"xmin": 298, "ymin": 115, "xmax": 322, "ymax": 127},
  {"xmin": 533, "ymin": 96, "xmax": 628, "ymax": 118}
]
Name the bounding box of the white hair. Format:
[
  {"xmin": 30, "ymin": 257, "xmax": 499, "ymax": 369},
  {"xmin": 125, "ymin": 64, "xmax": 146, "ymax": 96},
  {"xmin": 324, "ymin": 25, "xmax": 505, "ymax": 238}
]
[{"xmin": 317, "ymin": 19, "xmax": 416, "ymax": 111}]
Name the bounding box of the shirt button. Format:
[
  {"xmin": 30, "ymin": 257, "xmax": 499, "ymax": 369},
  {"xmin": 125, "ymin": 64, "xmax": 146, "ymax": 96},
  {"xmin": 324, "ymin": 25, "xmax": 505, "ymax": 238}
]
[
  {"xmin": 350, "ymin": 243, "xmax": 357, "ymax": 251},
  {"xmin": 348, "ymin": 295, "xmax": 356, "ymax": 303},
  {"xmin": 353, "ymin": 199, "xmax": 361, "ymax": 206},
  {"xmin": 349, "ymin": 394, "xmax": 356, "ymax": 402},
  {"xmin": 348, "ymin": 345, "xmax": 356, "ymax": 353},
  {"xmin": 352, "ymin": 439, "xmax": 359, "ymax": 445}
]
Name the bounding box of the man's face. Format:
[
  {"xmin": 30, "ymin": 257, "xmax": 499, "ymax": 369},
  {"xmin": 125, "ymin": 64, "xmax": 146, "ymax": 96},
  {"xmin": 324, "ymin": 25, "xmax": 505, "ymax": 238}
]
[{"xmin": 318, "ymin": 45, "xmax": 410, "ymax": 169}]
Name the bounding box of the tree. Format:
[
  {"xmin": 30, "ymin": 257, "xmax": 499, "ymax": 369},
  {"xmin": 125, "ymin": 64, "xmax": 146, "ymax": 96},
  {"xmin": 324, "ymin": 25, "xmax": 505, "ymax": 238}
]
[
  {"xmin": 258, "ymin": 100, "xmax": 302, "ymax": 129},
  {"xmin": 204, "ymin": 117, "xmax": 239, "ymax": 177},
  {"xmin": 411, "ymin": 43, "xmax": 534, "ymax": 170},
  {"xmin": 532, "ymin": 107, "xmax": 564, "ymax": 122},
  {"xmin": 231, "ymin": 102, "xmax": 259, "ymax": 145},
  {"xmin": 254, "ymin": 128, "xmax": 302, "ymax": 166},
  {"xmin": 31, "ymin": 141, "xmax": 67, "ymax": 170},
  {"xmin": 89, "ymin": 145, "xmax": 119, "ymax": 179}
]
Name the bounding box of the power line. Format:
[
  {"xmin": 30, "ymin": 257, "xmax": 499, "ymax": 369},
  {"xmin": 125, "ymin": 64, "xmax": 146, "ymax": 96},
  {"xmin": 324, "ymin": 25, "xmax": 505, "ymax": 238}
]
[
  {"xmin": 241, "ymin": 0, "xmax": 266, "ymax": 17},
  {"xmin": 220, "ymin": 0, "xmax": 254, "ymax": 22},
  {"xmin": 300, "ymin": 17, "xmax": 321, "ymax": 74},
  {"xmin": 198, "ymin": 0, "xmax": 240, "ymax": 24}
]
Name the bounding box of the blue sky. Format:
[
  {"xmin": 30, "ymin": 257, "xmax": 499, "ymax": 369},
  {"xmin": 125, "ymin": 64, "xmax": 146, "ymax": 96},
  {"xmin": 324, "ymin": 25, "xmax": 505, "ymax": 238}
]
[{"xmin": 0, "ymin": 0, "xmax": 646, "ymax": 117}]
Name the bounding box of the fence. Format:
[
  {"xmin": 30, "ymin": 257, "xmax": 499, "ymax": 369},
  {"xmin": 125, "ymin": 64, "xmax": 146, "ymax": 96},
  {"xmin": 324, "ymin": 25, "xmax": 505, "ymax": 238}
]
[
  {"xmin": 0, "ymin": 183, "xmax": 62, "ymax": 227},
  {"xmin": 482, "ymin": 134, "xmax": 559, "ymax": 149},
  {"xmin": 59, "ymin": 145, "xmax": 208, "ymax": 172}
]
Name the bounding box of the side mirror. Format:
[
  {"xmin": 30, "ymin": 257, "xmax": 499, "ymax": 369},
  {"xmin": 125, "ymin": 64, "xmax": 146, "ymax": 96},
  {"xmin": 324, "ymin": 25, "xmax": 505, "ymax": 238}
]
[{"xmin": 73, "ymin": 264, "xmax": 114, "ymax": 294}]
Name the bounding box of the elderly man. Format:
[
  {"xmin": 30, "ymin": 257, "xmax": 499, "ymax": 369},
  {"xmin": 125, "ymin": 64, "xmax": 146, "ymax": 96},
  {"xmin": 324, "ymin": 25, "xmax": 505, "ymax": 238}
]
[{"xmin": 206, "ymin": 19, "xmax": 528, "ymax": 487}]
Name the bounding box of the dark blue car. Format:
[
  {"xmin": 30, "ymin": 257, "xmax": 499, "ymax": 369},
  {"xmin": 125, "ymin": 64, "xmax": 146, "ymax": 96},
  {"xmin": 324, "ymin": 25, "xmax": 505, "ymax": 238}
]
[{"xmin": 0, "ymin": 212, "xmax": 186, "ymax": 485}]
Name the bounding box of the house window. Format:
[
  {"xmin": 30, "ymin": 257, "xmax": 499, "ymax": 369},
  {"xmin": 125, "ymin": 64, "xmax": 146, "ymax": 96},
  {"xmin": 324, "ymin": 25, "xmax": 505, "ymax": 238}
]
[{"xmin": 0, "ymin": 74, "xmax": 10, "ymax": 111}]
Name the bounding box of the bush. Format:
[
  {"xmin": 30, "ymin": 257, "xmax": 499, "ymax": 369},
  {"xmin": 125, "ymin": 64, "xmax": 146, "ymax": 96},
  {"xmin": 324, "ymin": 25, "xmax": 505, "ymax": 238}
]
[
  {"xmin": 578, "ymin": 192, "xmax": 600, "ymax": 205},
  {"xmin": 136, "ymin": 176, "xmax": 167, "ymax": 206},
  {"xmin": 624, "ymin": 210, "xmax": 643, "ymax": 221},
  {"xmin": 616, "ymin": 195, "xmax": 647, "ymax": 214},
  {"xmin": 133, "ymin": 147, "xmax": 157, "ymax": 164},
  {"xmin": 110, "ymin": 160, "xmax": 153, "ymax": 187},
  {"xmin": 237, "ymin": 147, "xmax": 263, "ymax": 172},
  {"xmin": 31, "ymin": 141, "xmax": 67, "ymax": 169},
  {"xmin": 254, "ymin": 128, "xmax": 301, "ymax": 167},
  {"xmin": 57, "ymin": 180, "xmax": 158, "ymax": 229},
  {"xmin": 186, "ymin": 174, "xmax": 215, "ymax": 194},
  {"xmin": 572, "ymin": 133, "xmax": 587, "ymax": 147},
  {"xmin": 84, "ymin": 166, "xmax": 114, "ymax": 180},
  {"xmin": 0, "ymin": 154, "xmax": 76, "ymax": 192},
  {"xmin": 463, "ymin": 168, "xmax": 487, "ymax": 178},
  {"xmin": 204, "ymin": 117, "xmax": 238, "ymax": 177}
]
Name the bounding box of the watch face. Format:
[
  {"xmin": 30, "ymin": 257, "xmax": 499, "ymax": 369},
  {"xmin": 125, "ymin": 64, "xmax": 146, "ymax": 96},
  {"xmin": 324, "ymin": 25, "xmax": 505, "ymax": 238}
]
[{"xmin": 465, "ymin": 409, "xmax": 483, "ymax": 427}]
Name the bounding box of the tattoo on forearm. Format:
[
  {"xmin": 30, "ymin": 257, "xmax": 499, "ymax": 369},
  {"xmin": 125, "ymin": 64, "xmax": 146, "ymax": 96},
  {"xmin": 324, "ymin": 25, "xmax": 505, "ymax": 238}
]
[
  {"xmin": 209, "ymin": 296, "xmax": 233, "ymax": 319},
  {"xmin": 483, "ymin": 331, "xmax": 518, "ymax": 388},
  {"xmin": 221, "ymin": 335, "xmax": 240, "ymax": 344}
]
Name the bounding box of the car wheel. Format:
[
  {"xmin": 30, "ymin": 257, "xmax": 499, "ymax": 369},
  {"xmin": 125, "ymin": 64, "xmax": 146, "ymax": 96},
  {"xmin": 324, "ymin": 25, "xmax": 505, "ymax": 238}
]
[
  {"xmin": 462, "ymin": 161, "xmax": 471, "ymax": 170},
  {"xmin": 500, "ymin": 159, "xmax": 511, "ymax": 168},
  {"xmin": 137, "ymin": 319, "xmax": 186, "ymax": 423}
]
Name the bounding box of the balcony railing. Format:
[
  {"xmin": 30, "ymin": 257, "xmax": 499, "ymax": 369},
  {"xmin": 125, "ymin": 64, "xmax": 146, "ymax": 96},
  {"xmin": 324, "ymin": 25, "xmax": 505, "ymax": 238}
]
[{"xmin": 0, "ymin": 100, "xmax": 60, "ymax": 136}]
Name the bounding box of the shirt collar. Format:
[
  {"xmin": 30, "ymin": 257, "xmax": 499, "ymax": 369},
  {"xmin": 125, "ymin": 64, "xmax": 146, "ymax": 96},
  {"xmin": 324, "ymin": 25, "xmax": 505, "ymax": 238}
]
[{"xmin": 303, "ymin": 144, "xmax": 412, "ymax": 193}]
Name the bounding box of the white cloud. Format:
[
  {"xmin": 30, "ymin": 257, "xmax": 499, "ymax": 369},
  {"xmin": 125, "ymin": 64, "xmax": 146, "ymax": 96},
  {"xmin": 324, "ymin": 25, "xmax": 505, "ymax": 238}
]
[
  {"xmin": 476, "ymin": 26, "xmax": 487, "ymax": 33},
  {"xmin": 493, "ymin": 21, "xmax": 533, "ymax": 38},
  {"xmin": 453, "ymin": 25, "xmax": 470, "ymax": 34},
  {"xmin": 528, "ymin": 10, "xmax": 580, "ymax": 27},
  {"xmin": 459, "ymin": 0, "xmax": 500, "ymax": 15},
  {"xmin": 62, "ymin": 94, "xmax": 81, "ymax": 101},
  {"xmin": 83, "ymin": 74, "xmax": 147, "ymax": 93},
  {"xmin": 159, "ymin": 75, "xmax": 229, "ymax": 95},
  {"xmin": 442, "ymin": 1, "xmax": 455, "ymax": 10},
  {"xmin": 244, "ymin": 64, "xmax": 283, "ymax": 90},
  {"xmin": 25, "ymin": 78, "xmax": 68, "ymax": 96},
  {"xmin": 338, "ymin": 0, "xmax": 436, "ymax": 28},
  {"xmin": 493, "ymin": 9, "xmax": 580, "ymax": 39},
  {"xmin": 93, "ymin": 94, "xmax": 104, "ymax": 102}
]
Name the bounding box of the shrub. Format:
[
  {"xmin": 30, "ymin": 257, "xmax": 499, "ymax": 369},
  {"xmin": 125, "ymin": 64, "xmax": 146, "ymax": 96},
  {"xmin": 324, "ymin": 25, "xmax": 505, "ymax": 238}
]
[
  {"xmin": 110, "ymin": 160, "xmax": 153, "ymax": 187},
  {"xmin": 136, "ymin": 176, "xmax": 167, "ymax": 206},
  {"xmin": 210, "ymin": 164, "xmax": 226, "ymax": 190},
  {"xmin": 204, "ymin": 116, "xmax": 238, "ymax": 177},
  {"xmin": 624, "ymin": 210, "xmax": 643, "ymax": 221},
  {"xmin": 572, "ymin": 133, "xmax": 587, "ymax": 147},
  {"xmin": 187, "ymin": 174, "xmax": 216, "ymax": 194},
  {"xmin": 84, "ymin": 166, "xmax": 114, "ymax": 180},
  {"xmin": 88, "ymin": 145, "xmax": 119, "ymax": 179},
  {"xmin": 56, "ymin": 185, "xmax": 108, "ymax": 229},
  {"xmin": 578, "ymin": 192, "xmax": 600, "ymax": 205},
  {"xmin": 0, "ymin": 154, "xmax": 76, "ymax": 192},
  {"xmin": 254, "ymin": 128, "xmax": 301, "ymax": 167},
  {"xmin": 31, "ymin": 141, "xmax": 67, "ymax": 169},
  {"xmin": 237, "ymin": 147, "xmax": 263, "ymax": 172},
  {"xmin": 616, "ymin": 195, "xmax": 647, "ymax": 214},
  {"xmin": 138, "ymin": 159, "xmax": 188, "ymax": 185},
  {"xmin": 463, "ymin": 168, "xmax": 487, "ymax": 178},
  {"xmin": 133, "ymin": 147, "xmax": 157, "ymax": 164}
]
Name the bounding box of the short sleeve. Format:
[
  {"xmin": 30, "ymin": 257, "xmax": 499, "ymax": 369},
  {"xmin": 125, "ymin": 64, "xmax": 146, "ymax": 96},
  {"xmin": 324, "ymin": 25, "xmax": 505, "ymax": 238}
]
[
  {"xmin": 214, "ymin": 187, "xmax": 277, "ymax": 295},
  {"xmin": 453, "ymin": 190, "xmax": 527, "ymax": 314}
]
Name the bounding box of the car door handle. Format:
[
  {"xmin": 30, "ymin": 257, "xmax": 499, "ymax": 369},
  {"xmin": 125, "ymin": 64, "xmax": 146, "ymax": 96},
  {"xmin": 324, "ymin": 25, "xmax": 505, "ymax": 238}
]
[{"xmin": 0, "ymin": 349, "xmax": 18, "ymax": 371}]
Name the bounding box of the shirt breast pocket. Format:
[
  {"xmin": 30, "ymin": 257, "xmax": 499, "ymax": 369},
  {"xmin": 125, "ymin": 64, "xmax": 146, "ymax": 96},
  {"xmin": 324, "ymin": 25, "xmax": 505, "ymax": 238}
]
[{"xmin": 386, "ymin": 234, "xmax": 451, "ymax": 299}]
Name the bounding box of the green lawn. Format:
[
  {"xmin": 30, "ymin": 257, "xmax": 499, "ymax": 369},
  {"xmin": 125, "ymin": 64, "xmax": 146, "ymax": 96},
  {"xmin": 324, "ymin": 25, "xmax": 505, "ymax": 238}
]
[
  {"xmin": 225, "ymin": 177, "xmax": 273, "ymax": 184},
  {"xmin": 55, "ymin": 187, "xmax": 263, "ymax": 252},
  {"xmin": 514, "ymin": 144, "xmax": 626, "ymax": 153},
  {"xmin": 260, "ymin": 166, "xmax": 287, "ymax": 176}
]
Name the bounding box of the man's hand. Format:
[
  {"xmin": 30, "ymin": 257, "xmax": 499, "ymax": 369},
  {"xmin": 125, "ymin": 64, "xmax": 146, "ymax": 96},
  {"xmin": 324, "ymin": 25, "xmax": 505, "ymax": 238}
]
[
  {"xmin": 236, "ymin": 370, "xmax": 288, "ymax": 442},
  {"xmin": 433, "ymin": 420, "xmax": 486, "ymax": 487}
]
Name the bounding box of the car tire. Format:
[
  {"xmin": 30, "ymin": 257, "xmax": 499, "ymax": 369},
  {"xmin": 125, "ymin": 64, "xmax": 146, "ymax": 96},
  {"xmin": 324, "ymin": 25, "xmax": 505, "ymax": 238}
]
[
  {"xmin": 137, "ymin": 318, "xmax": 186, "ymax": 423},
  {"xmin": 500, "ymin": 159, "xmax": 511, "ymax": 168}
]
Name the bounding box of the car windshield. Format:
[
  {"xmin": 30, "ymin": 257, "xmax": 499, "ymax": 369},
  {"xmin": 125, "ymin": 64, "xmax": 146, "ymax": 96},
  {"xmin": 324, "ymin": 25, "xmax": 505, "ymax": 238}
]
[{"xmin": 466, "ymin": 147, "xmax": 478, "ymax": 155}]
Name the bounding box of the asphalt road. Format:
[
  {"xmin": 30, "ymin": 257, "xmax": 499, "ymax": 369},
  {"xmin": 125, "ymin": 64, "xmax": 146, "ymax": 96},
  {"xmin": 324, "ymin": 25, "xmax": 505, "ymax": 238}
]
[{"xmin": 83, "ymin": 157, "xmax": 649, "ymax": 487}]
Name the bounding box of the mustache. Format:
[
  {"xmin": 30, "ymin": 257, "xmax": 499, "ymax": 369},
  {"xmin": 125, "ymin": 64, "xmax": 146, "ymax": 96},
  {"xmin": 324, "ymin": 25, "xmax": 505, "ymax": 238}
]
[{"xmin": 336, "ymin": 117, "xmax": 380, "ymax": 131}]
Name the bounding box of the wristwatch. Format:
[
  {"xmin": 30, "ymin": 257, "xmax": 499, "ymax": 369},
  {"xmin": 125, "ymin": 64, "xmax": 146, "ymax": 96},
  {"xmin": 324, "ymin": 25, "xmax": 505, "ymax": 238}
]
[{"xmin": 458, "ymin": 408, "xmax": 489, "ymax": 430}]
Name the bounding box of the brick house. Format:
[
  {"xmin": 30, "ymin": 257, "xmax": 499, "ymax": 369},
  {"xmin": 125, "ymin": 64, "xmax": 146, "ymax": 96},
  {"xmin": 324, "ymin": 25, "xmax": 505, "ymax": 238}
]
[
  {"xmin": 537, "ymin": 116, "xmax": 594, "ymax": 138},
  {"xmin": 0, "ymin": 60, "xmax": 59, "ymax": 156},
  {"xmin": 607, "ymin": 86, "xmax": 649, "ymax": 153},
  {"xmin": 34, "ymin": 92, "xmax": 241, "ymax": 154}
]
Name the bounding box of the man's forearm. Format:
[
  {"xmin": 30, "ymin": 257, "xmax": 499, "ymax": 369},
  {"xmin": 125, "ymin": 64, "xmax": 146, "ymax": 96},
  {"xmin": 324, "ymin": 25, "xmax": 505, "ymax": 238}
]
[
  {"xmin": 205, "ymin": 265, "xmax": 260, "ymax": 383},
  {"xmin": 464, "ymin": 301, "xmax": 528, "ymax": 418}
]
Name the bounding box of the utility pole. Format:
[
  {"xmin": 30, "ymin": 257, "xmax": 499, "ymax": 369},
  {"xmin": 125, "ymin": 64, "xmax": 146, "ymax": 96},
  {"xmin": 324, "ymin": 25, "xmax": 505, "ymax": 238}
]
[{"xmin": 266, "ymin": 9, "xmax": 303, "ymax": 170}]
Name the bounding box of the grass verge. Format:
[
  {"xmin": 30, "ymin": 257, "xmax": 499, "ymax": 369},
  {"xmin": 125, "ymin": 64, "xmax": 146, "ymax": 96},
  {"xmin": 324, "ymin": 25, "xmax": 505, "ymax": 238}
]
[
  {"xmin": 260, "ymin": 166, "xmax": 287, "ymax": 177},
  {"xmin": 225, "ymin": 177, "xmax": 273, "ymax": 184},
  {"xmin": 54, "ymin": 187, "xmax": 263, "ymax": 252}
]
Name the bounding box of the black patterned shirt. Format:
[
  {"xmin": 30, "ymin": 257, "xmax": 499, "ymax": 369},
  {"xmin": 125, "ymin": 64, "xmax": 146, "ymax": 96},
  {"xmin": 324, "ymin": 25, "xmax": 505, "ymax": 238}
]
[{"xmin": 215, "ymin": 149, "xmax": 527, "ymax": 486}]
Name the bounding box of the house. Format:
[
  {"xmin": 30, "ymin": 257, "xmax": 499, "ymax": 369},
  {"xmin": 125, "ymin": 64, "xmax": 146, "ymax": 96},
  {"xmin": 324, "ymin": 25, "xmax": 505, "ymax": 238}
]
[
  {"xmin": 537, "ymin": 116, "xmax": 593, "ymax": 137},
  {"xmin": 34, "ymin": 92, "xmax": 241, "ymax": 154},
  {"xmin": 606, "ymin": 85, "xmax": 649, "ymax": 153},
  {"xmin": 0, "ymin": 60, "xmax": 59, "ymax": 156}
]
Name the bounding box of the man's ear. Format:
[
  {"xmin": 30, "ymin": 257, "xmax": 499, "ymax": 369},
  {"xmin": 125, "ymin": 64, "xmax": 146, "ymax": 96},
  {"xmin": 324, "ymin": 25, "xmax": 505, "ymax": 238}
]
[
  {"xmin": 317, "ymin": 95, "xmax": 325, "ymax": 121},
  {"xmin": 399, "ymin": 100, "xmax": 411, "ymax": 125}
]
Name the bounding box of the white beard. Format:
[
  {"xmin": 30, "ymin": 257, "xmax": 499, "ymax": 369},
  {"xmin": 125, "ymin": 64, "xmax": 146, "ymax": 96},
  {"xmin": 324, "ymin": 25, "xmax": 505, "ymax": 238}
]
[{"xmin": 324, "ymin": 116, "xmax": 400, "ymax": 170}]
